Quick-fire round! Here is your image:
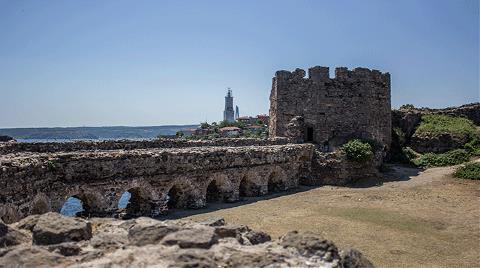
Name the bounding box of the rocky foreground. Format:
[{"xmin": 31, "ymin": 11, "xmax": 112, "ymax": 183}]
[{"xmin": 0, "ymin": 212, "xmax": 373, "ymax": 268}]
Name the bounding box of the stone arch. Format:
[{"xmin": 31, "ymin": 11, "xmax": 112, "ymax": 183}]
[
  {"xmin": 267, "ymin": 167, "xmax": 288, "ymax": 193},
  {"xmin": 238, "ymin": 174, "xmax": 264, "ymax": 197},
  {"xmin": 0, "ymin": 204, "xmax": 22, "ymax": 224},
  {"xmin": 29, "ymin": 193, "xmax": 51, "ymax": 215},
  {"xmin": 60, "ymin": 188, "xmax": 104, "ymax": 217},
  {"xmin": 206, "ymin": 180, "xmax": 221, "ymax": 203},
  {"xmin": 205, "ymin": 173, "xmax": 239, "ymax": 203},
  {"xmin": 165, "ymin": 178, "xmax": 204, "ymax": 210},
  {"xmin": 239, "ymin": 176, "xmax": 248, "ymax": 197},
  {"xmin": 121, "ymin": 187, "xmax": 155, "ymax": 218},
  {"xmin": 60, "ymin": 196, "xmax": 84, "ymax": 216},
  {"xmin": 166, "ymin": 185, "xmax": 182, "ymax": 209}
]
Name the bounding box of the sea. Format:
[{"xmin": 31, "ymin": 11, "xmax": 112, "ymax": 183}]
[
  {"xmin": 61, "ymin": 192, "xmax": 131, "ymax": 216},
  {"xmin": 1, "ymin": 125, "xmax": 199, "ymax": 216}
]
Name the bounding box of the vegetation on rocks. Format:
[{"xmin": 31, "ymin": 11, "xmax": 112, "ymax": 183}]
[
  {"xmin": 390, "ymin": 147, "xmax": 418, "ymax": 164},
  {"xmin": 454, "ymin": 162, "xmax": 480, "ymax": 180},
  {"xmin": 412, "ymin": 149, "xmax": 471, "ymax": 168},
  {"xmin": 341, "ymin": 139, "xmax": 373, "ymax": 162},
  {"xmin": 415, "ymin": 114, "xmax": 479, "ymax": 139},
  {"xmin": 464, "ymin": 137, "xmax": 480, "ymax": 156}
]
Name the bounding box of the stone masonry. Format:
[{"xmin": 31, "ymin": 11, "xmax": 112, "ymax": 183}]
[
  {"xmin": 0, "ymin": 66, "xmax": 391, "ymax": 223},
  {"xmin": 0, "ymin": 144, "xmax": 313, "ymax": 222},
  {"xmin": 269, "ymin": 66, "xmax": 391, "ymax": 152}
]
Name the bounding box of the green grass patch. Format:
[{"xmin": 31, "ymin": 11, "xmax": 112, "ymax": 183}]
[
  {"xmin": 323, "ymin": 207, "xmax": 445, "ymax": 235},
  {"xmin": 454, "ymin": 162, "xmax": 480, "ymax": 180},
  {"xmin": 413, "ymin": 149, "xmax": 471, "ymax": 168},
  {"xmin": 415, "ymin": 114, "xmax": 479, "ymax": 139},
  {"xmin": 341, "ymin": 139, "xmax": 373, "ymax": 162}
]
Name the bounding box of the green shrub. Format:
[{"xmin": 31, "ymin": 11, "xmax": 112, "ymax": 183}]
[
  {"xmin": 389, "ymin": 146, "xmax": 418, "ymax": 164},
  {"xmin": 454, "ymin": 162, "xmax": 480, "ymax": 180},
  {"xmin": 413, "ymin": 149, "xmax": 471, "ymax": 168},
  {"xmin": 464, "ymin": 138, "xmax": 480, "ymax": 156},
  {"xmin": 393, "ymin": 127, "xmax": 406, "ymax": 146},
  {"xmin": 415, "ymin": 114, "xmax": 479, "ymax": 139},
  {"xmin": 400, "ymin": 104, "xmax": 415, "ymax": 110},
  {"xmin": 46, "ymin": 160, "xmax": 57, "ymax": 171},
  {"xmin": 341, "ymin": 139, "xmax": 373, "ymax": 162}
]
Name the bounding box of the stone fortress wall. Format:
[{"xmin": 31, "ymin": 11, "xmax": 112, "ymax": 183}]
[
  {"xmin": 0, "ymin": 137, "xmax": 290, "ymax": 154},
  {"xmin": 269, "ymin": 66, "xmax": 391, "ymax": 152},
  {"xmin": 0, "ymin": 143, "xmax": 313, "ymax": 222},
  {"xmin": 0, "ymin": 65, "xmax": 391, "ymax": 223}
]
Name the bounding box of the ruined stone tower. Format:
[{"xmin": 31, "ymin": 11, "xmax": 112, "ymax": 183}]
[
  {"xmin": 224, "ymin": 89, "xmax": 235, "ymax": 123},
  {"xmin": 269, "ymin": 66, "xmax": 391, "ymax": 151}
]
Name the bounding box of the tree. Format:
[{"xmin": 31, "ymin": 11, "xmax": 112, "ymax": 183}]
[
  {"xmin": 176, "ymin": 131, "xmax": 184, "ymax": 137},
  {"xmin": 200, "ymin": 122, "xmax": 211, "ymax": 129},
  {"xmin": 400, "ymin": 104, "xmax": 415, "ymax": 110}
]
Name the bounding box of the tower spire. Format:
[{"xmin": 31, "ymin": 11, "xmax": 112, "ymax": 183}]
[{"xmin": 223, "ymin": 88, "xmax": 235, "ymax": 123}]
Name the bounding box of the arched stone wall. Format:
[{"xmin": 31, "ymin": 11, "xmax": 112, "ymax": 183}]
[
  {"xmin": 29, "ymin": 193, "xmax": 51, "ymax": 215},
  {"xmin": 267, "ymin": 166, "xmax": 288, "ymax": 193},
  {"xmin": 0, "ymin": 144, "xmax": 314, "ymax": 221}
]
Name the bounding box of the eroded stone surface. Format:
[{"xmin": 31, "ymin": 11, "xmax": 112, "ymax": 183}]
[
  {"xmin": 32, "ymin": 212, "xmax": 92, "ymax": 245},
  {"xmin": 0, "ymin": 144, "xmax": 314, "ymax": 222},
  {"xmin": 0, "ymin": 213, "xmax": 375, "ymax": 268}
]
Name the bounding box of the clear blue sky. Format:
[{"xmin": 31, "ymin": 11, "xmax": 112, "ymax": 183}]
[{"xmin": 0, "ymin": 0, "xmax": 478, "ymax": 128}]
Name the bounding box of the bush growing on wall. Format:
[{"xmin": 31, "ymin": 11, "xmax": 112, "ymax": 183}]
[{"xmin": 341, "ymin": 139, "xmax": 373, "ymax": 162}]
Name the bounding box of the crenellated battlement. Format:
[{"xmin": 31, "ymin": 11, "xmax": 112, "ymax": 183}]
[
  {"xmin": 269, "ymin": 65, "xmax": 391, "ymax": 152},
  {"xmin": 275, "ymin": 66, "xmax": 390, "ymax": 84}
]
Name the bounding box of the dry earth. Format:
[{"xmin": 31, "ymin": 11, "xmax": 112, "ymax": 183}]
[{"xmin": 176, "ymin": 162, "xmax": 480, "ymax": 268}]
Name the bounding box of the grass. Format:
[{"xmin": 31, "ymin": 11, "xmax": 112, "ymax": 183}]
[
  {"xmin": 454, "ymin": 162, "xmax": 480, "ymax": 180},
  {"xmin": 414, "ymin": 114, "xmax": 479, "ymax": 139},
  {"xmin": 185, "ymin": 164, "xmax": 480, "ymax": 268},
  {"xmin": 323, "ymin": 207, "xmax": 445, "ymax": 236},
  {"xmin": 412, "ymin": 149, "xmax": 471, "ymax": 168}
]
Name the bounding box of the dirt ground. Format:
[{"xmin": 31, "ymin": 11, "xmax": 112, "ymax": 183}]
[{"xmin": 174, "ymin": 163, "xmax": 480, "ymax": 267}]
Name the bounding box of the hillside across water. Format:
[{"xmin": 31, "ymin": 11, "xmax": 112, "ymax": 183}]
[{"xmin": 0, "ymin": 125, "xmax": 198, "ymax": 141}]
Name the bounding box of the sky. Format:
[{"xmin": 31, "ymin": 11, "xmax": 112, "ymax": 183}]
[{"xmin": 0, "ymin": 0, "xmax": 478, "ymax": 128}]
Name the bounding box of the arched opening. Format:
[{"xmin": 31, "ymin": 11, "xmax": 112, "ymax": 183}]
[
  {"xmin": 30, "ymin": 194, "xmax": 50, "ymax": 215},
  {"xmin": 206, "ymin": 180, "xmax": 221, "ymax": 203},
  {"xmin": 119, "ymin": 188, "xmax": 152, "ymax": 217},
  {"xmin": 167, "ymin": 185, "xmax": 181, "ymax": 209},
  {"xmin": 239, "ymin": 177, "xmax": 248, "ymax": 197},
  {"xmin": 60, "ymin": 196, "xmax": 85, "ymax": 216},
  {"xmin": 118, "ymin": 191, "xmax": 131, "ymax": 209},
  {"xmin": 267, "ymin": 172, "xmax": 285, "ymax": 193}
]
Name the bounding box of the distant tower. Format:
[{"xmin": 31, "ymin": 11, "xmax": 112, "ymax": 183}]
[
  {"xmin": 235, "ymin": 106, "xmax": 240, "ymax": 120},
  {"xmin": 223, "ymin": 88, "xmax": 235, "ymax": 123}
]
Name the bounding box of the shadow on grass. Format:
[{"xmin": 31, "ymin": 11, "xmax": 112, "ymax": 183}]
[
  {"xmin": 158, "ymin": 163, "xmax": 423, "ymax": 220},
  {"xmin": 158, "ymin": 185, "xmax": 317, "ymax": 220},
  {"xmin": 347, "ymin": 164, "xmax": 423, "ymax": 188}
]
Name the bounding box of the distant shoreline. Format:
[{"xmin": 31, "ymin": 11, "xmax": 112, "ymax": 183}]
[{"xmin": 0, "ymin": 125, "xmax": 198, "ymax": 141}]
